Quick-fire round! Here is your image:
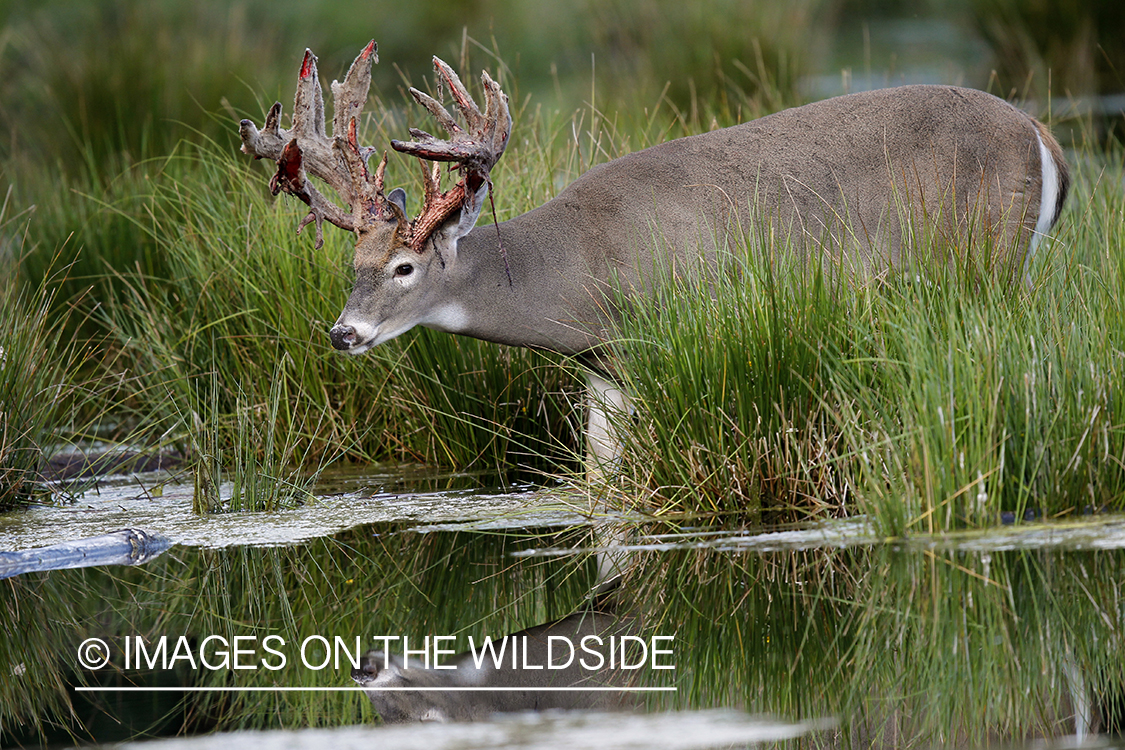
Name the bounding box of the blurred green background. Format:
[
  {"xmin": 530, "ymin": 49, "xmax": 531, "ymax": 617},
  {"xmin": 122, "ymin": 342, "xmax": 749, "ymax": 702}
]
[{"xmin": 1, "ymin": 0, "xmax": 1122, "ymax": 192}]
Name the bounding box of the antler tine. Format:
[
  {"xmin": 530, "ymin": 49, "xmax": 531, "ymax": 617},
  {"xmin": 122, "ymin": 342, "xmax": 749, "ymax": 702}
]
[
  {"xmin": 481, "ymin": 71, "xmax": 512, "ymax": 158},
  {"xmin": 390, "ymin": 57, "xmax": 510, "ymax": 173},
  {"xmin": 405, "ymin": 89, "xmax": 461, "ymax": 138},
  {"xmin": 330, "ymin": 40, "xmax": 378, "ymax": 150},
  {"xmin": 293, "ymin": 50, "xmax": 327, "ymax": 143},
  {"xmin": 433, "ymin": 57, "xmax": 484, "ymax": 134},
  {"xmin": 239, "ymin": 40, "xmax": 392, "ymax": 248},
  {"xmin": 388, "ymin": 57, "xmax": 511, "ymax": 252}
]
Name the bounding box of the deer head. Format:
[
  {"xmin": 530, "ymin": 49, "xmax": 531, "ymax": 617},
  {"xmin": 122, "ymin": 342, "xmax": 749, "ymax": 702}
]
[{"xmin": 238, "ymin": 41, "xmax": 510, "ymax": 354}]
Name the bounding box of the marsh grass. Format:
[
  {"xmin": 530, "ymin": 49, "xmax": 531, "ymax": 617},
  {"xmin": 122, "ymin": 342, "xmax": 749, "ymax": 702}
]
[
  {"xmin": 9, "ymin": 3, "xmax": 1118, "ymax": 525},
  {"xmin": 9, "ymin": 86, "xmax": 1124, "ymax": 529},
  {"xmin": 0, "ymin": 202, "xmax": 114, "ymax": 509},
  {"xmin": 604, "ymin": 142, "xmax": 1125, "ymax": 532},
  {"xmin": 187, "ymin": 360, "xmax": 323, "ymax": 514},
  {"xmin": 603, "ymin": 230, "xmax": 859, "ymax": 522}
]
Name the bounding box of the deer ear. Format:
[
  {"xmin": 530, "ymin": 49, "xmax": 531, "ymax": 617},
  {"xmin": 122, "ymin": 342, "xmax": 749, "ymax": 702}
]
[
  {"xmin": 387, "ymin": 188, "xmax": 407, "ymax": 216},
  {"xmin": 431, "ymin": 181, "xmax": 490, "ymax": 266}
]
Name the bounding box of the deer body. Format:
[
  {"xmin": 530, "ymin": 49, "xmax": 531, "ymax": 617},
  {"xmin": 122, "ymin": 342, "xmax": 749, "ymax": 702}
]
[
  {"xmin": 240, "ymin": 44, "xmax": 1069, "ymax": 465},
  {"xmin": 333, "ymin": 85, "xmax": 1069, "ymax": 363}
]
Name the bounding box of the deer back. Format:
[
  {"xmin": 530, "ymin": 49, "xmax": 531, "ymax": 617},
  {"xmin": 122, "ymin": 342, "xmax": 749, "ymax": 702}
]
[
  {"xmin": 549, "ymin": 86, "xmax": 1057, "ymax": 276},
  {"xmin": 439, "ymin": 85, "xmax": 1067, "ymax": 357}
]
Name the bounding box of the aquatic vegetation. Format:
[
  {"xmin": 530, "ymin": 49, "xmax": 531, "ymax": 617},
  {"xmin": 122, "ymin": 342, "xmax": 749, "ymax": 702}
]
[{"xmin": 0, "ymin": 206, "xmax": 111, "ymax": 510}]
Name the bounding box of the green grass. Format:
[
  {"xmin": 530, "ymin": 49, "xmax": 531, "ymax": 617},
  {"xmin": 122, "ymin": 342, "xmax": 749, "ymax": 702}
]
[
  {"xmin": 6, "ymin": 67, "xmax": 1125, "ymax": 529},
  {"xmin": 603, "ymin": 140, "xmax": 1125, "ymax": 533},
  {"xmin": 4, "ymin": 0, "xmax": 1122, "ymax": 521},
  {"xmin": 0, "ymin": 199, "xmax": 115, "ymax": 509}
]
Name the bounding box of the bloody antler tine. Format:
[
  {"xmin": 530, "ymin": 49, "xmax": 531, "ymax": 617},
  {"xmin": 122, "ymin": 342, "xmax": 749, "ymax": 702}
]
[
  {"xmin": 331, "ymin": 40, "xmax": 377, "ymax": 140},
  {"xmin": 270, "ymin": 139, "xmax": 305, "ymax": 196},
  {"xmin": 292, "ymin": 49, "xmax": 326, "ymax": 138},
  {"xmin": 432, "ymin": 57, "xmax": 483, "ymax": 133}
]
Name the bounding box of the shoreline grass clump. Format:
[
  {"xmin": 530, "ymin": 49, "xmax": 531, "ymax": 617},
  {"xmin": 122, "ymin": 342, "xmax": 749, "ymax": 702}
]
[
  {"xmin": 605, "ymin": 232, "xmax": 867, "ymax": 523},
  {"xmin": 845, "ymin": 144, "xmax": 1125, "ymax": 533},
  {"xmin": 0, "ymin": 204, "xmax": 111, "ymax": 510},
  {"xmin": 607, "ymin": 144, "xmax": 1125, "ymax": 531}
]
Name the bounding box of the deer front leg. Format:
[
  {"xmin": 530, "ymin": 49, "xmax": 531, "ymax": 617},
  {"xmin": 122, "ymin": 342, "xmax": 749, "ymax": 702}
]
[
  {"xmin": 584, "ymin": 371, "xmax": 634, "ymax": 584},
  {"xmin": 585, "ymin": 371, "xmax": 630, "ymax": 476}
]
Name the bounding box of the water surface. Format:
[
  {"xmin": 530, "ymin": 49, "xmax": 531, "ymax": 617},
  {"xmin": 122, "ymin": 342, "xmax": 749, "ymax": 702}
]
[{"xmin": 2, "ymin": 465, "xmax": 1123, "ymax": 747}]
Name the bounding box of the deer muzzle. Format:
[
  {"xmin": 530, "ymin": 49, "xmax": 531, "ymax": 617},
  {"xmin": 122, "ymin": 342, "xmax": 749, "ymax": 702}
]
[{"xmin": 329, "ymin": 323, "xmax": 358, "ymax": 351}]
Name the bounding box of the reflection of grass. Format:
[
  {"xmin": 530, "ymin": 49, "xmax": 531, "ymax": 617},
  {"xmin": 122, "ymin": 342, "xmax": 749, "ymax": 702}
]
[
  {"xmin": 5, "ymin": 520, "xmax": 1123, "ymax": 745},
  {"xmin": 0, "ymin": 524, "xmax": 597, "ymax": 742},
  {"xmin": 0, "ymin": 571, "xmax": 86, "ymax": 741},
  {"xmin": 627, "ymin": 540, "xmax": 1125, "ymax": 745}
]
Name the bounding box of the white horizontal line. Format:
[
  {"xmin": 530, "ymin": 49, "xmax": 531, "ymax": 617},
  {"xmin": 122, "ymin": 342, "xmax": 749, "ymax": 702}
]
[{"xmin": 75, "ymin": 686, "xmax": 677, "ymax": 693}]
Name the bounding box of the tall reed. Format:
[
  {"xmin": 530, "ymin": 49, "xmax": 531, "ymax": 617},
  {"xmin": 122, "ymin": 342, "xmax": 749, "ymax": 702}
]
[{"xmin": 0, "ymin": 200, "xmax": 109, "ymax": 510}]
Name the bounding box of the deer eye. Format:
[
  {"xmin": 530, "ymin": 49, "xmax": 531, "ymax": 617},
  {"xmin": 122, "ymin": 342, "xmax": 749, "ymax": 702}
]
[{"xmin": 394, "ymin": 263, "xmax": 414, "ymax": 277}]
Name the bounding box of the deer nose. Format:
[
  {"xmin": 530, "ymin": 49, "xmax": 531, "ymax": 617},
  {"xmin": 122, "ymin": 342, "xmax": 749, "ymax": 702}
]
[{"xmin": 330, "ymin": 324, "xmax": 357, "ymax": 350}]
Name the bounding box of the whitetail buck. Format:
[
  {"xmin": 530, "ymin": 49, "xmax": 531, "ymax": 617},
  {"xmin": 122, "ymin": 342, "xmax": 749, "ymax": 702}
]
[
  {"xmin": 239, "ymin": 41, "xmax": 1069, "ymax": 467},
  {"xmin": 238, "ymin": 44, "xmax": 1070, "ymax": 722}
]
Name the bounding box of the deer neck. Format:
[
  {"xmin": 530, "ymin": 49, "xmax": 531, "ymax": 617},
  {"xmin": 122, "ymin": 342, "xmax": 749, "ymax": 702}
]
[{"xmin": 422, "ymin": 212, "xmax": 609, "ymax": 356}]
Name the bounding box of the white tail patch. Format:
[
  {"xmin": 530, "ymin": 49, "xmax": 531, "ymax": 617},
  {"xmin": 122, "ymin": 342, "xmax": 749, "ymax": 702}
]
[{"xmin": 1025, "ymin": 130, "xmax": 1062, "ymax": 280}]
